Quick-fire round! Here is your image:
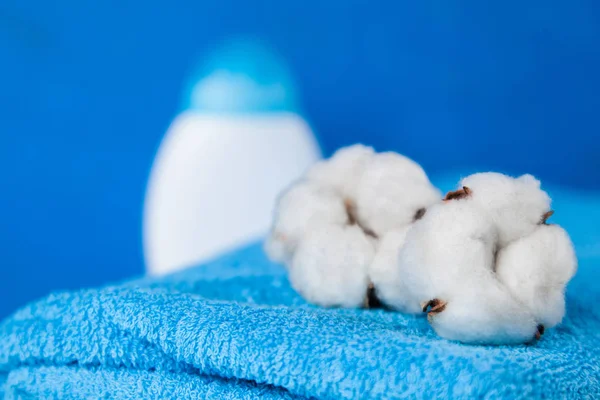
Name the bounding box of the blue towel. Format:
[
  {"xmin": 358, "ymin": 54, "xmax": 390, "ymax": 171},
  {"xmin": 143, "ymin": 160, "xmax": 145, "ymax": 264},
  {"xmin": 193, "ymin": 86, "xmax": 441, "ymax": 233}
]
[{"xmin": 1, "ymin": 184, "xmax": 599, "ymax": 399}]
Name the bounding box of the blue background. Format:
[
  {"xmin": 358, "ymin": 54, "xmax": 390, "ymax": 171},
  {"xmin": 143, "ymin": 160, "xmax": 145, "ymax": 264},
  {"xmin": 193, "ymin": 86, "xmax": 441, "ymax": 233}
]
[{"xmin": 1, "ymin": 0, "xmax": 599, "ymax": 318}]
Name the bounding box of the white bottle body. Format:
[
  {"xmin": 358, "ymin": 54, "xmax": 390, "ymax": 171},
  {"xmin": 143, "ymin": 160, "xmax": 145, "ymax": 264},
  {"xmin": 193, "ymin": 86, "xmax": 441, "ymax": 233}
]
[{"xmin": 144, "ymin": 111, "xmax": 321, "ymax": 275}]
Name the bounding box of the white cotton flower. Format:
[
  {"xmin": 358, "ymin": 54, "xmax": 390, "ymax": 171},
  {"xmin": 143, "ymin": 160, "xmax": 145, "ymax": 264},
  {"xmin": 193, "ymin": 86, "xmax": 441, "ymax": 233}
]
[
  {"xmin": 305, "ymin": 144, "xmax": 375, "ymax": 199},
  {"xmin": 267, "ymin": 146, "xmax": 578, "ymax": 345},
  {"xmin": 396, "ymin": 200, "xmax": 544, "ymax": 344},
  {"xmin": 354, "ymin": 152, "xmax": 441, "ymax": 236},
  {"xmin": 459, "ymin": 172, "xmax": 552, "ymax": 247},
  {"xmin": 264, "ymin": 181, "xmax": 348, "ymax": 264},
  {"xmin": 267, "ymin": 157, "xmax": 578, "ymax": 345},
  {"xmin": 496, "ymin": 224, "xmax": 577, "ymax": 328},
  {"xmin": 289, "ymin": 224, "xmax": 375, "ymax": 308},
  {"xmin": 266, "ymin": 144, "xmax": 442, "ymax": 310},
  {"xmin": 394, "ymin": 174, "xmax": 576, "ymax": 344}
]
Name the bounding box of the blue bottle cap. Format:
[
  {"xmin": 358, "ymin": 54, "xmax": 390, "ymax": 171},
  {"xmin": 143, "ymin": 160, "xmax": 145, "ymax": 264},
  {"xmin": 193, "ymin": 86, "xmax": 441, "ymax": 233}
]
[{"xmin": 181, "ymin": 39, "xmax": 299, "ymax": 114}]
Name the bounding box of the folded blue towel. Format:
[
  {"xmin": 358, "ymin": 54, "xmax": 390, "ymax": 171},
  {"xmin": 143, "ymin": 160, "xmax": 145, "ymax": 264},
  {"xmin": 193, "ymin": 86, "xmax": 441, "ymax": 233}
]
[{"xmin": 1, "ymin": 184, "xmax": 599, "ymax": 399}]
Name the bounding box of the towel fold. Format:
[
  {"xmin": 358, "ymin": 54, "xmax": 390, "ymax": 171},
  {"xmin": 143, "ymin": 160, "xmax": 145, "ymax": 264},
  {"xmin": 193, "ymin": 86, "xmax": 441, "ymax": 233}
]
[{"xmin": 1, "ymin": 185, "xmax": 600, "ymax": 399}]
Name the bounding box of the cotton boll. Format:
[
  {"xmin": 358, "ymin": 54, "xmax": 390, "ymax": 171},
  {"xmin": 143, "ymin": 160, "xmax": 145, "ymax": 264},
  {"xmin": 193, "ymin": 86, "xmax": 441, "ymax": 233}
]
[
  {"xmin": 496, "ymin": 224, "xmax": 577, "ymax": 328},
  {"xmin": 289, "ymin": 225, "xmax": 375, "ymax": 308},
  {"xmin": 427, "ymin": 281, "xmax": 540, "ymax": 345},
  {"xmin": 395, "ymin": 201, "xmax": 499, "ymax": 314},
  {"xmin": 355, "ymin": 152, "xmax": 441, "ymax": 235},
  {"xmin": 265, "ymin": 181, "xmax": 348, "ymax": 264},
  {"xmin": 459, "ymin": 173, "xmax": 552, "ymax": 247},
  {"xmin": 368, "ymin": 227, "xmax": 412, "ymax": 310},
  {"xmin": 306, "ymin": 144, "xmax": 375, "ymax": 199},
  {"xmin": 396, "ymin": 200, "xmax": 540, "ymax": 344}
]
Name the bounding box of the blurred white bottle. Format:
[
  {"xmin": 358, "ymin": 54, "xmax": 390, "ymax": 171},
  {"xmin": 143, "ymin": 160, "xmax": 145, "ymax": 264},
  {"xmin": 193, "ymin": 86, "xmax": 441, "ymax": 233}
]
[{"xmin": 143, "ymin": 40, "xmax": 321, "ymax": 276}]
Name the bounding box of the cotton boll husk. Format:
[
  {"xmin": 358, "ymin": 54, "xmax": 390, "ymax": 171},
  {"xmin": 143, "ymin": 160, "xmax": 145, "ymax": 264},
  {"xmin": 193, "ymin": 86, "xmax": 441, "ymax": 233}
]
[
  {"xmin": 306, "ymin": 144, "xmax": 375, "ymax": 199},
  {"xmin": 395, "ymin": 201, "xmax": 499, "ymax": 314},
  {"xmin": 496, "ymin": 224, "xmax": 578, "ymax": 328},
  {"xmin": 427, "ymin": 280, "xmax": 539, "ymax": 345},
  {"xmin": 460, "ymin": 173, "xmax": 551, "ymax": 247},
  {"xmin": 355, "ymin": 152, "xmax": 441, "ymax": 235},
  {"xmin": 289, "ymin": 224, "xmax": 375, "ymax": 308},
  {"xmin": 265, "ymin": 181, "xmax": 348, "ymax": 264},
  {"xmin": 368, "ymin": 227, "xmax": 412, "ymax": 310}
]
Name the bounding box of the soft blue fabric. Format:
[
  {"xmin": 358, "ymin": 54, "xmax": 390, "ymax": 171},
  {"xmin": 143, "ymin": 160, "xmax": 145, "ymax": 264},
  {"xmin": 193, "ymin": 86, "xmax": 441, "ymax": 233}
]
[{"xmin": 1, "ymin": 184, "xmax": 599, "ymax": 399}]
